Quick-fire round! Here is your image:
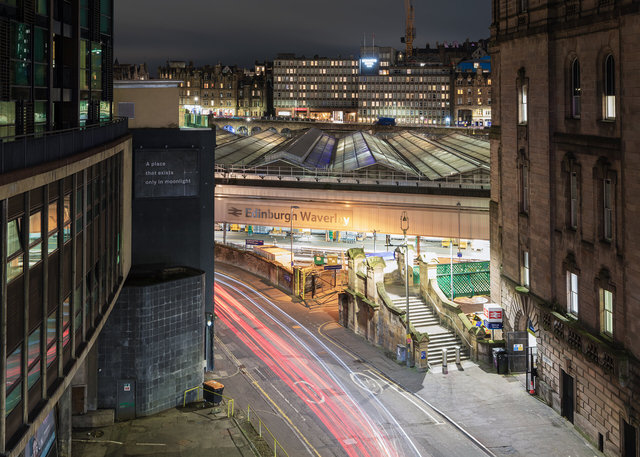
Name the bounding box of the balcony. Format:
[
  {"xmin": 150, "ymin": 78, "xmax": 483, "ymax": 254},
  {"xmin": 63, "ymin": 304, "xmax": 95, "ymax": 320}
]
[{"xmin": 0, "ymin": 118, "xmax": 128, "ymax": 175}]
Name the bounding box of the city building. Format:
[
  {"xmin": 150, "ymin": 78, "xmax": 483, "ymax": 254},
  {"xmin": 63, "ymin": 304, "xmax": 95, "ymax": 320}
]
[
  {"xmin": 157, "ymin": 61, "xmax": 272, "ymax": 125},
  {"xmin": 113, "ymin": 60, "xmax": 150, "ymax": 81},
  {"xmin": 0, "ymin": 1, "xmax": 133, "ymax": 456},
  {"xmin": 490, "ymin": 0, "xmax": 639, "ymax": 455},
  {"xmin": 273, "ymin": 41, "xmax": 489, "ymax": 126},
  {"xmin": 273, "ymin": 53, "xmax": 359, "ymax": 122},
  {"xmin": 453, "ymin": 53, "xmax": 491, "ymax": 127}
]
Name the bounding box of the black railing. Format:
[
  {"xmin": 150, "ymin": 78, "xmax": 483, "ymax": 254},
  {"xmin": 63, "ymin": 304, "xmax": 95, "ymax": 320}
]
[{"xmin": 0, "ymin": 118, "xmax": 128, "ymax": 174}]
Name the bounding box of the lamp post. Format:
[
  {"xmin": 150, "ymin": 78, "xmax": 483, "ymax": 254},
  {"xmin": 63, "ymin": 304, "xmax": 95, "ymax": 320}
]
[
  {"xmin": 205, "ymin": 312, "xmax": 214, "ymax": 372},
  {"xmin": 401, "ymin": 211, "xmax": 411, "ymax": 368},
  {"xmin": 290, "ymin": 205, "xmax": 299, "ymax": 269}
]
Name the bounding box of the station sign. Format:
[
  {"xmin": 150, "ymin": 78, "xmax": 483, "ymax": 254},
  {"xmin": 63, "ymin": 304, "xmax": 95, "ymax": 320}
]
[
  {"xmin": 221, "ymin": 202, "xmax": 353, "ymax": 230},
  {"xmin": 483, "ymin": 303, "xmax": 503, "ymax": 323},
  {"xmin": 324, "ymin": 265, "xmax": 342, "ymax": 271},
  {"xmin": 484, "ymin": 320, "xmax": 503, "ymax": 330},
  {"xmin": 245, "ymin": 239, "xmax": 264, "ymax": 246}
]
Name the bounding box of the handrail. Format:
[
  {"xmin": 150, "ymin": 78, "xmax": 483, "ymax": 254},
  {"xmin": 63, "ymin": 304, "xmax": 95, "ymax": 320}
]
[
  {"xmin": 424, "ymin": 289, "xmax": 473, "ymax": 350},
  {"xmin": 0, "ymin": 118, "xmax": 127, "ymax": 143},
  {"xmin": 182, "ymin": 385, "xmax": 289, "ymax": 457}
]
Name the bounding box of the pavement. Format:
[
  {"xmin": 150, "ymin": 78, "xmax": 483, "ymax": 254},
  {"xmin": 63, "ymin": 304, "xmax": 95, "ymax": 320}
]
[{"xmin": 73, "ymin": 263, "xmax": 601, "ymax": 457}]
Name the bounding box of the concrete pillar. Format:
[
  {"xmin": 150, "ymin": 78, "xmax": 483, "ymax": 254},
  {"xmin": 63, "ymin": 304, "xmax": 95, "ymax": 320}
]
[{"xmin": 57, "ymin": 385, "xmax": 72, "ymax": 457}]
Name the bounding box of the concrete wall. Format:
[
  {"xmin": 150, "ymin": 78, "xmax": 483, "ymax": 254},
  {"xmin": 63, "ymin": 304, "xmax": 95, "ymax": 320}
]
[
  {"xmin": 97, "ymin": 271, "xmax": 205, "ymax": 416},
  {"xmin": 114, "ymin": 85, "xmax": 180, "ymax": 128},
  {"xmin": 131, "ymin": 129, "xmax": 215, "ymax": 311}
]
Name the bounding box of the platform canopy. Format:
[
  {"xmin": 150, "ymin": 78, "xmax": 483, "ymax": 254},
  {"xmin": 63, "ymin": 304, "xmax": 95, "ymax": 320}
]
[{"xmin": 215, "ymin": 127, "xmax": 489, "ymax": 181}]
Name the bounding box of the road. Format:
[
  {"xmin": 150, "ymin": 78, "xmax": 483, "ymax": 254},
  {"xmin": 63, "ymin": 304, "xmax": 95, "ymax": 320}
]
[{"xmin": 214, "ymin": 270, "xmax": 491, "ymax": 457}]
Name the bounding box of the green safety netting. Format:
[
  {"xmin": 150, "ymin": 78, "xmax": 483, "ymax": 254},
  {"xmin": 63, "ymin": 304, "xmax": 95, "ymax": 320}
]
[{"xmin": 436, "ymin": 261, "xmax": 490, "ymax": 299}]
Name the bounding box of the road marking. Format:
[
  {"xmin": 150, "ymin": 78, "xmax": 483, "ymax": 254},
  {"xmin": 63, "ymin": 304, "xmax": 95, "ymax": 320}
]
[
  {"xmin": 294, "ymin": 380, "xmax": 326, "ymax": 404},
  {"xmin": 350, "ymin": 372, "xmax": 383, "ymax": 396},
  {"xmin": 215, "ymin": 336, "xmax": 322, "ymax": 457}
]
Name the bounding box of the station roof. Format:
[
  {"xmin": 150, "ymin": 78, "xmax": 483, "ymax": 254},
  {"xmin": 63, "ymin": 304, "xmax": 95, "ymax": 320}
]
[
  {"xmin": 215, "ymin": 127, "xmax": 489, "ymax": 181},
  {"xmin": 214, "ymin": 130, "xmax": 286, "ymax": 165}
]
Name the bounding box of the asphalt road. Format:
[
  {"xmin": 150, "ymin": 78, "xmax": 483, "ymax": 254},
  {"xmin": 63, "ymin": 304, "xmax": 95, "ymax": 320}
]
[{"xmin": 213, "ymin": 268, "xmax": 491, "ymax": 457}]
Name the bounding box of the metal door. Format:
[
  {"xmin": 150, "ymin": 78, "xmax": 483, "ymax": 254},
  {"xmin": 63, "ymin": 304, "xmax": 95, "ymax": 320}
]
[
  {"xmin": 561, "ymin": 370, "xmax": 574, "ymax": 423},
  {"xmin": 506, "ymin": 331, "xmax": 528, "ymax": 372},
  {"xmin": 116, "ymin": 380, "xmax": 136, "ymax": 421}
]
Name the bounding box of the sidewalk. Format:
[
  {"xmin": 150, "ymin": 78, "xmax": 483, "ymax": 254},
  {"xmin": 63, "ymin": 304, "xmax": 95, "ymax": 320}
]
[
  {"xmin": 72, "ymin": 403, "xmax": 255, "ymax": 457},
  {"xmin": 320, "ymin": 322, "xmax": 600, "ymax": 457}
]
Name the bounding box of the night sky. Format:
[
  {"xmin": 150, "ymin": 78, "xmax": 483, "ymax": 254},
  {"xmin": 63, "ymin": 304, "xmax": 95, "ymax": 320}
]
[{"xmin": 115, "ymin": 0, "xmax": 491, "ymax": 75}]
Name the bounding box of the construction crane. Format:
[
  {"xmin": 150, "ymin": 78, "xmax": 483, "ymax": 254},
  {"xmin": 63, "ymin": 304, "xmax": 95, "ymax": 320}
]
[{"xmin": 401, "ymin": 0, "xmax": 415, "ymax": 58}]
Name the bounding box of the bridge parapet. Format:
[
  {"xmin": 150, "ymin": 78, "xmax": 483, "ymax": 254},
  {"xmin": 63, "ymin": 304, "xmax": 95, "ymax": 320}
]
[{"xmin": 209, "ymin": 117, "xmax": 489, "ymax": 138}]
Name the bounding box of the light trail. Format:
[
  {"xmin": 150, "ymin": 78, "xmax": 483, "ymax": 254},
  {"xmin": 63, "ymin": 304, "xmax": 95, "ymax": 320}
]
[
  {"xmin": 214, "ymin": 272, "xmax": 424, "ymax": 457},
  {"xmin": 215, "ymin": 285, "xmax": 390, "ymax": 457}
]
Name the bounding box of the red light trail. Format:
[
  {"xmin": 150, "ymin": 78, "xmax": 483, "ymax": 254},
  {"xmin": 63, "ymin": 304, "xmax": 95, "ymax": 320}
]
[{"xmin": 214, "ymin": 281, "xmax": 400, "ymax": 457}]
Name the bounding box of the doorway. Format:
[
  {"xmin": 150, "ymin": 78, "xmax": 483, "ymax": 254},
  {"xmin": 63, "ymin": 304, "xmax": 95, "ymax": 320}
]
[
  {"xmin": 561, "ymin": 370, "xmax": 574, "ymax": 423},
  {"xmin": 624, "ymin": 419, "xmax": 637, "ymax": 457}
]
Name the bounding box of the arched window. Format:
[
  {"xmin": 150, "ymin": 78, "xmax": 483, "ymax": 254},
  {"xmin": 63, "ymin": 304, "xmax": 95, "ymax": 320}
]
[
  {"xmin": 571, "ymin": 58, "xmax": 581, "ymax": 118},
  {"xmin": 604, "ymin": 54, "xmax": 615, "ymax": 119}
]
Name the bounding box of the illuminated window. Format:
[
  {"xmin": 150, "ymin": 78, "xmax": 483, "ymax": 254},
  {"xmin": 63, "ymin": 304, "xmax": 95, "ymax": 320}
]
[
  {"xmin": 599, "ymin": 288, "xmax": 613, "ymax": 337},
  {"xmin": 567, "ymin": 271, "xmax": 579, "ymax": 315},
  {"xmin": 604, "ymin": 54, "xmax": 615, "ymax": 120},
  {"xmin": 571, "ymin": 58, "xmax": 581, "ymax": 118},
  {"xmin": 518, "ymin": 83, "xmax": 528, "ymax": 124}
]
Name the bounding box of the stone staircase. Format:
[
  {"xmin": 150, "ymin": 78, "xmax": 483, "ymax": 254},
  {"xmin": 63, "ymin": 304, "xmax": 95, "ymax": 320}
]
[{"xmin": 391, "ymin": 294, "xmax": 470, "ymax": 366}]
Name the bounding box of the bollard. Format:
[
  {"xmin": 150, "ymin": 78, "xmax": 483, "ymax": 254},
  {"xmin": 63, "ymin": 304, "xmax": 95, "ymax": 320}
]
[
  {"xmin": 455, "ymin": 346, "xmax": 461, "ymax": 365},
  {"xmin": 442, "ymin": 348, "xmax": 448, "ymax": 374}
]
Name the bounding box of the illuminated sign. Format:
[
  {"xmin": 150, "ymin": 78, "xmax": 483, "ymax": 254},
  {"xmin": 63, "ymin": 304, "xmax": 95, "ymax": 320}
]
[
  {"xmin": 222, "ymin": 203, "xmax": 353, "ymax": 230},
  {"xmin": 361, "ymin": 58, "xmax": 378, "ymax": 68},
  {"xmin": 359, "ymin": 57, "xmax": 380, "ymax": 76}
]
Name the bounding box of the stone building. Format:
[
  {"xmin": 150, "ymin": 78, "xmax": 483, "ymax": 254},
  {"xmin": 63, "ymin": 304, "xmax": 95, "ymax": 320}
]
[
  {"xmin": 157, "ymin": 61, "xmax": 272, "ymax": 121},
  {"xmin": 113, "ymin": 61, "xmax": 150, "ymax": 81},
  {"xmin": 453, "ymin": 54, "xmax": 491, "ymax": 127},
  {"xmin": 490, "ymin": 0, "xmax": 639, "ymax": 455}
]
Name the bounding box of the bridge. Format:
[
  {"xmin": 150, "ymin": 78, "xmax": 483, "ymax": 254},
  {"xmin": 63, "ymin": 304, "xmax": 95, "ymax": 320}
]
[{"xmin": 208, "ymin": 117, "xmax": 489, "ymax": 138}]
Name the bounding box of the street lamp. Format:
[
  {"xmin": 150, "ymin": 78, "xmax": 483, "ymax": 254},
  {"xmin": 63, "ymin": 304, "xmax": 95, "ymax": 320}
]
[
  {"xmin": 401, "ymin": 211, "xmax": 411, "ymax": 368},
  {"xmin": 290, "ymin": 205, "xmax": 299, "ymax": 269}
]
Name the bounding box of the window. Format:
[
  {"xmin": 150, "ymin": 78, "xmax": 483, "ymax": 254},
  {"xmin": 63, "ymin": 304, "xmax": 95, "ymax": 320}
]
[
  {"xmin": 518, "ymin": 0, "xmax": 528, "ymax": 13},
  {"xmin": 567, "ymin": 271, "xmax": 579, "ymax": 315},
  {"xmin": 6, "ymin": 218, "xmax": 22, "ymax": 282},
  {"xmin": 47, "ymin": 201, "xmax": 58, "ymax": 254},
  {"xmin": 518, "ymin": 83, "xmax": 528, "ymax": 124},
  {"xmin": 6, "ymin": 346, "xmax": 21, "ymax": 415},
  {"xmin": 604, "ymin": 54, "xmax": 615, "ymax": 120},
  {"xmin": 62, "ymin": 296, "xmax": 71, "ymax": 347},
  {"xmin": 603, "ymin": 178, "xmax": 613, "ymax": 240},
  {"xmin": 46, "ymin": 312, "xmax": 56, "ymax": 367},
  {"xmin": 570, "ymin": 171, "xmax": 578, "ymax": 228},
  {"xmin": 27, "ymin": 328, "xmax": 41, "ymax": 389},
  {"xmin": 571, "ymin": 59, "xmax": 581, "ymax": 118},
  {"xmin": 600, "ymin": 288, "xmax": 613, "ymax": 337},
  {"xmin": 63, "ymin": 194, "xmax": 71, "ymax": 243},
  {"xmin": 28, "ymin": 211, "xmax": 42, "ymax": 267},
  {"xmin": 522, "ymin": 251, "xmax": 530, "ymax": 288}
]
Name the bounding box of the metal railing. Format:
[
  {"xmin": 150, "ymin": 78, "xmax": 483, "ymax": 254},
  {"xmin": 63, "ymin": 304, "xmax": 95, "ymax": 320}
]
[
  {"xmin": 215, "ymin": 164, "xmax": 490, "ymax": 189},
  {"xmin": 182, "ymin": 385, "xmax": 289, "ymax": 457},
  {"xmin": 0, "ymin": 118, "xmax": 128, "ymax": 174}
]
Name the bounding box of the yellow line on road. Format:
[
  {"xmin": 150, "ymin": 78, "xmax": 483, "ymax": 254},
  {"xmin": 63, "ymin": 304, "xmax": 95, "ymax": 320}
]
[{"xmin": 215, "ymin": 336, "xmax": 322, "ymax": 457}]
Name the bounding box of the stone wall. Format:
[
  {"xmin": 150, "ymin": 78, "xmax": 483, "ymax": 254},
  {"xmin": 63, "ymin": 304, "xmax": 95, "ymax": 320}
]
[
  {"xmin": 97, "ymin": 269, "xmax": 204, "ymax": 417},
  {"xmin": 215, "ymin": 243, "xmax": 294, "ymax": 292}
]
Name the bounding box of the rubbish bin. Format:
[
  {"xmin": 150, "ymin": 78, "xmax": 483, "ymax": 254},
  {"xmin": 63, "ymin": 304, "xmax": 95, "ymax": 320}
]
[
  {"xmin": 492, "ymin": 348, "xmax": 508, "ymax": 374},
  {"xmin": 203, "ymin": 380, "xmax": 224, "ymax": 405}
]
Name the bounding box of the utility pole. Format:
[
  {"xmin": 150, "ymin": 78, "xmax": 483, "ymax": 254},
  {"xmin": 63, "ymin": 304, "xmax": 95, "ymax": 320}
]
[{"xmin": 401, "ymin": 211, "xmax": 411, "ymax": 368}]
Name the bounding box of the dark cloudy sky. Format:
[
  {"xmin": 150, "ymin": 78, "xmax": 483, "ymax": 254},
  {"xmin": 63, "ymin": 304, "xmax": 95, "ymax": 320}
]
[{"xmin": 115, "ymin": 0, "xmax": 491, "ymax": 75}]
